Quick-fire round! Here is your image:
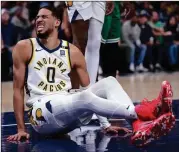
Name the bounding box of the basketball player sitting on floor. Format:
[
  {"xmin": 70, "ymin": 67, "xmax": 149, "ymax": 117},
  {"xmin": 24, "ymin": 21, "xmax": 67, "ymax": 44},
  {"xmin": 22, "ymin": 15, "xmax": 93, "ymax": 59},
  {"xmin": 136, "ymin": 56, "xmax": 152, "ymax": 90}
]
[{"xmin": 7, "ymin": 6, "xmax": 175, "ymax": 146}]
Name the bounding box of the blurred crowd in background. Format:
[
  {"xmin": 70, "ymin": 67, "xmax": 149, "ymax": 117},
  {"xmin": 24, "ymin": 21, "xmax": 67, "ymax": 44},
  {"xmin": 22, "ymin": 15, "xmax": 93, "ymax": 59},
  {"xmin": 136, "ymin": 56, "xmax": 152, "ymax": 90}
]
[{"xmin": 1, "ymin": 1, "xmax": 179, "ymax": 81}]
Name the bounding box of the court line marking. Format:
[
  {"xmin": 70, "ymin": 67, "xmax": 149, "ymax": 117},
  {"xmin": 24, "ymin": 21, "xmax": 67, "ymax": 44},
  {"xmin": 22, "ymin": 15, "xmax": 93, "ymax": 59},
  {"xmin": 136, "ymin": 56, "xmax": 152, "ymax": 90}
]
[
  {"xmin": 2, "ymin": 123, "xmax": 31, "ymax": 127},
  {"xmin": 2, "ymin": 119, "xmax": 179, "ymax": 127}
]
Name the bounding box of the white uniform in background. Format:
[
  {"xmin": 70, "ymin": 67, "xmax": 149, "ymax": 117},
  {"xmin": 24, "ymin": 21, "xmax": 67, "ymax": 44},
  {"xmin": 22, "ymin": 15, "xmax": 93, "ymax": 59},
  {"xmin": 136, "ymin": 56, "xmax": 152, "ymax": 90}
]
[
  {"xmin": 67, "ymin": 1, "xmax": 106, "ymax": 85},
  {"xmin": 67, "ymin": 1, "xmax": 105, "ymax": 23},
  {"xmin": 26, "ymin": 38, "xmax": 137, "ymax": 135}
]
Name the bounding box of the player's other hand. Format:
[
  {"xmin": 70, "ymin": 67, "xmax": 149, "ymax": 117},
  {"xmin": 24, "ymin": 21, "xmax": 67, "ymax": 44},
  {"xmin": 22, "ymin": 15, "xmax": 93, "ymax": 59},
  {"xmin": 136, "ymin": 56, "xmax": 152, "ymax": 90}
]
[
  {"xmin": 7, "ymin": 130, "xmax": 30, "ymax": 141},
  {"xmin": 104, "ymin": 126, "xmax": 132, "ymax": 135}
]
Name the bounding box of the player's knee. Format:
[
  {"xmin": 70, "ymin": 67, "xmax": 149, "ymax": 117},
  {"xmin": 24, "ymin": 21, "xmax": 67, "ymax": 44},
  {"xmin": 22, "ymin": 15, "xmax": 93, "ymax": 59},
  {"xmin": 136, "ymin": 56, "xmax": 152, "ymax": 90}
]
[
  {"xmin": 128, "ymin": 106, "xmax": 138, "ymax": 119},
  {"xmin": 105, "ymin": 76, "xmax": 118, "ymax": 84}
]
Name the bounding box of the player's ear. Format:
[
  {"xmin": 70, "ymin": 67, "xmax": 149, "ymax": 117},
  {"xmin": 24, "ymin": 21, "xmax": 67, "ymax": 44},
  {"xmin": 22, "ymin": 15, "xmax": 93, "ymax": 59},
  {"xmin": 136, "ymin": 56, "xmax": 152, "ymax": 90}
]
[{"xmin": 55, "ymin": 19, "xmax": 61, "ymax": 27}]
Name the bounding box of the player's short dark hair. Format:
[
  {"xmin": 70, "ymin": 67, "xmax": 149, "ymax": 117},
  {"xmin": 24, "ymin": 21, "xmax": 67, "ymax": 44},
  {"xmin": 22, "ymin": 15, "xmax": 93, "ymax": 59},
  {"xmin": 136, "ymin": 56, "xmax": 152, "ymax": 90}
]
[{"xmin": 38, "ymin": 5, "xmax": 62, "ymax": 21}]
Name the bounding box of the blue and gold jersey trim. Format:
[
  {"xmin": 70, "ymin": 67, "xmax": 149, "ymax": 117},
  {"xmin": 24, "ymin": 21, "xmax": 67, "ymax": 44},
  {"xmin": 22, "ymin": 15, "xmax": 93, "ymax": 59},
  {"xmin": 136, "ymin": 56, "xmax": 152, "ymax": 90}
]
[
  {"xmin": 28, "ymin": 38, "xmax": 35, "ymax": 65},
  {"xmin": 61, "ymin": 40, "xmax": 72, "ymax": 70},
  {"xmin": 36, "ymin": 38, "xmax": 62, "ymax": 53},
  {"xmin": 67, "ymin": 42, "xmax": 72, "ymax": 69}
]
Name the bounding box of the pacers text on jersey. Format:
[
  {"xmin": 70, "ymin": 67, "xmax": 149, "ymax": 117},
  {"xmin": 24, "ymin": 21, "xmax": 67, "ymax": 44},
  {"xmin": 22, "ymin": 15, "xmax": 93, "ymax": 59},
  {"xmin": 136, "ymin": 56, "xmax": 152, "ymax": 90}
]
[{"xmin": 38, "ymin": 80, "xmax": 66, "ymax": 92}]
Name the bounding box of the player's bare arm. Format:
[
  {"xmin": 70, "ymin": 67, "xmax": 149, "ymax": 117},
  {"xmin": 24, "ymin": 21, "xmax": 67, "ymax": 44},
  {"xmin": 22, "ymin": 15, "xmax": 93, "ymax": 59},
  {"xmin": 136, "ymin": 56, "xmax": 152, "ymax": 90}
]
[
  {"xmin": 69, "ymin": 43, "xmax": 90, "ymax": 87},
  {"xmin": 7, "ymin": 39, "xmax": 32, "ymax": 141}
]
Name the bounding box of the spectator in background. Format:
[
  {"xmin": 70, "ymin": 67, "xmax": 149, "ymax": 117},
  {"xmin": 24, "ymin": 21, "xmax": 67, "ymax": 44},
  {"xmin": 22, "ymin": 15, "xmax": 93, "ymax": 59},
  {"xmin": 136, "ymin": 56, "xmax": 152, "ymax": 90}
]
[
  {"xmin": 1, "ymin": 1, "xmax": 16, "ymax": 10},
  {"xmin": 143, "ymin": 2, "xmax": 153, "ymax": 13},
  {"xmin": 1, "ymin": 36, "xmax": 11, "ymax": 81},
  {"xmin": 2, "ymin": 9, "xmax": 19, "ymax": 51},
  {"xmin": 159, "ymin": 2, "xmax": 168, "ymax": 23},
  {"xmin": 148, "ymin": 10, "xmax": 163, "ymax": 71},
  {"xmin": 121, "ymin": 2, "xmax": 136, "ymax": 22},
  {"xmin": 122, "ymin": 11, "xmax": 148, "ymax": 73},
  {"xmin": 1, "ymin": 8, "xmax": 29, "ymax": 81},
  {"xmin": 165, "ymin": 2, "xmax": 178, "ymax": 17},
  {"xmin": 138, "ymin": 10, "xmax": 155, "ymax": 72},
  {"xmin": 175, "ymin": 8, "xmax": 179, "ymax": 24},
  {"xmin": 11, "ymin": 2, "xmax": 30, "ymax": 30},
  {"xmin": 1, "ymin": 9, "xmax": 16, "ymax": 80},
  {"xmin": 164, "ymin": 15, "xmax": 179, "ymax": 71}
]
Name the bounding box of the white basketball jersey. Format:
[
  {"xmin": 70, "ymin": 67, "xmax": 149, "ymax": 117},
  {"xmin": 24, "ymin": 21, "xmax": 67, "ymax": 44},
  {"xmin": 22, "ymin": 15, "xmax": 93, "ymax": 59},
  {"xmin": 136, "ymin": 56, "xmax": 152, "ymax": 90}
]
[
  {"xmin": 25, "ymin": 38, "xmax": 72, "ymax": 103},
  {"xmin": 66, "ymin": 1, "xmax": 106, "ymax": 23}
]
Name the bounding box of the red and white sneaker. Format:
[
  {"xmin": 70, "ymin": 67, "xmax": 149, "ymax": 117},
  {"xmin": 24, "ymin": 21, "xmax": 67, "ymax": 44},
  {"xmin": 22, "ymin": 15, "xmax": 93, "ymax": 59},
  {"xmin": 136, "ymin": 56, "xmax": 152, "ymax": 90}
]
[
  {"xmin": 131, "ymin": 112, "xmax": 176, "ymax": 147},
  {"xmin": 158, "ymin": 80, "xmax": 173, "ymax": 114},
  {"xmin": 135, "ymin": 80, "xmax": 173, "ymax": 121}
]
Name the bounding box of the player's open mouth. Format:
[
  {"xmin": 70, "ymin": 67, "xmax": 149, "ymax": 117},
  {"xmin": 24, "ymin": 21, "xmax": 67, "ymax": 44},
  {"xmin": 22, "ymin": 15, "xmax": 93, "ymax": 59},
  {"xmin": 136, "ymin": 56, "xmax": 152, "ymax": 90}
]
[
  {"xmin": 37, "ymin": 25, "xmax": 44, "ymax": 30},
  {"xmin": 37, "ymin": 25, "xmax": 45, "ymax": 30}
]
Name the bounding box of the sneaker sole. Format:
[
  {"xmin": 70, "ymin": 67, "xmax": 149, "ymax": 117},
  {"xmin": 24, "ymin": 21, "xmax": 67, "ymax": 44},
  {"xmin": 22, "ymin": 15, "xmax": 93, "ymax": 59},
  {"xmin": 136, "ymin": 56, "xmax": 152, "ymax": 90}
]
[
  {"xmin": 151, "ymin": 113, "xmax": 175, "ymax": 139},
  {"xmin": 161, "ymin": 81, "xmax": 173, "ymax": 113},
  {"xmin": 131, "ymin": 113, "xmax": 176, "ymax": 147}
]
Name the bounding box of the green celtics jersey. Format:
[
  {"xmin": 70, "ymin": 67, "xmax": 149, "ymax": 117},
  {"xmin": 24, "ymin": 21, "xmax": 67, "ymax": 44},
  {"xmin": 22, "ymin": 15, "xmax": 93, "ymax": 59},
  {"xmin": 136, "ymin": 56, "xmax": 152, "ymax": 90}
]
[{"xmin": 101, "ymin": 1, "xmax": 121, "ymax": 44}]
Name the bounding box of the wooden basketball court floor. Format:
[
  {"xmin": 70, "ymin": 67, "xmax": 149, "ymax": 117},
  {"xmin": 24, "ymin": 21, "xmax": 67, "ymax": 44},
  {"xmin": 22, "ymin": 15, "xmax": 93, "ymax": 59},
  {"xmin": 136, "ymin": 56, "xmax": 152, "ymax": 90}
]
[{"xmin": 1, "ymin": 72, "xmax": 179, "ymax": 152}]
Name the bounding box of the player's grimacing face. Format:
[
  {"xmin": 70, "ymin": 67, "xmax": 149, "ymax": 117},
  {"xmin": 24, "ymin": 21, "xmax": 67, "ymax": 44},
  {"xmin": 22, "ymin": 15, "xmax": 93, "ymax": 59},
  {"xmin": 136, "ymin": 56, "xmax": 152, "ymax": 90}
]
[{"xmin": 35, "ymin": 8, "xmax": 57, "ymax": 37}]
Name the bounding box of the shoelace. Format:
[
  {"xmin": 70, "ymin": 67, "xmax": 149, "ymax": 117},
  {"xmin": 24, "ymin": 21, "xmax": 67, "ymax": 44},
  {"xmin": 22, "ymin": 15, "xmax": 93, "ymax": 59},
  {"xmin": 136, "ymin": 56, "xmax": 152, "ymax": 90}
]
[{"xmin": 141, "ymin": 98, "xmax": 161, "ymax": 117}]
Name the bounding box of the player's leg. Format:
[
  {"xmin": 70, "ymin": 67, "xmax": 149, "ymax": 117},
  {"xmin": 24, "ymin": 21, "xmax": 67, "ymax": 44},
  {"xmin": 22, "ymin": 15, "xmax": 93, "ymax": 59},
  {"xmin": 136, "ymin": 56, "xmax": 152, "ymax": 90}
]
[
  {"xmin": 29, "ymin": 77, "xmax": 137, "ymax": 129},
  {"xmin": 70, "ymin": 77, "xmax": 174, "ymax": 120},
  {"xmin": 71, "ymin": 19, "xmax": 89, "ymax": 55},
  {"xmin": 28, "ymin": 94, "xmax": 91, "ymax": 135},
  {"xmin": 85, "ymin": 18, "xmax": 103, "ymax": 85},
  {"xmin": 169, "ymin": 44, "xmax": 178, "ymax": 65},
  {"xmin": 100, "ymin": 18, "xmax": 116, "ymax": 77},
  {"xmin": 69, "ymin": 76, "xmax": 138, "ymax": 119},
  {"xmin": 100, "ymin": 14, "xmax": 112, "ymax": 77},
  {"xmin": 29, "ymin": 78, "xmax": 175, "ymax": 146},
  {"xmin": 70, "ymin": 77, "xmax": 176, "ymax": 146}
]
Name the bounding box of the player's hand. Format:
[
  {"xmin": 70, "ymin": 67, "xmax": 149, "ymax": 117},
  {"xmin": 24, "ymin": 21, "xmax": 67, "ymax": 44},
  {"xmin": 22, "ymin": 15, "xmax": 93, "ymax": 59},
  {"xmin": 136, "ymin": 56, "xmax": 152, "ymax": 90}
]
[
  {"xmin": 7, "ymin": 130, "xmax": 30, "ymax": 141},
  {"xmin": 164, "ymin": 31, "xmax": 172, "ymax": 36},
  {"xmin": 105, "ymin": 1, "xmax": 114, "ymax": 15},
  {"xmin": 104, "ymin": 126, "xmax": 132, "ymax": 135}
]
